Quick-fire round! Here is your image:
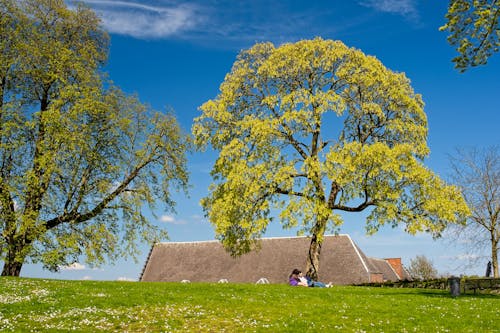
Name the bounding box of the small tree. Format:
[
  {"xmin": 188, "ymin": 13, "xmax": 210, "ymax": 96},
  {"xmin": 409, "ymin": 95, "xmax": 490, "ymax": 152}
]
[
  {"xmin": 193, "ymin": 38, "xmax": 469, "ymax": 280},
  {"xmin": 448, "ymin": 146, "xmax": 499, "ymax": 278},
  {"xmin": 407, "ymin": 255, "xmax": 438, "ymax": 280},
  {"xmin": 441, "ymin": 0, "xmax": 500, "ymax": 71}
]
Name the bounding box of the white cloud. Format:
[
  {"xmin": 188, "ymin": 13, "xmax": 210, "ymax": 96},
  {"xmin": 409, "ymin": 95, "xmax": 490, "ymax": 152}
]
[
  {"xmin": 159, "ymin": 214, "xmax": 186, "ymax": 224},
  {"xmin": 359, "ymin": 0, "xmax": 419, "ymax": 20},
  {"xmin": 71, "ymin": 1, "xmax": 409, "ymax": 48},
  {"xmin": 440, "ymin": 253, "xmax": 482, "ymax": 261},
  {"xmin": 74, "ymin": 1, "xmax": 363, "ymax": 47},
  {"xmin": 60, "ymin": 262, "xmax": 86, "ymax": 271},
  {"xmin": 160, "ymin": 214, "xmax": 175, "ymax": 223},
  {"xmin": 81, "ymin": 275, "xmax": 93, "ymax": 280},
  {"xmin": 117, "ymin": 276, "xmax": 136, "ymax": 281},
  {"xmin": 80, "ymin": 0, "xmax": 201, "ymax": 39}
]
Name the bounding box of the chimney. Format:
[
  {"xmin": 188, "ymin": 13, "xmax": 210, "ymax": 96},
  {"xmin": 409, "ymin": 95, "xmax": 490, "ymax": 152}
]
[
  {"xmin": 385, "ymin": 258, "xmax": 403, "ymax": 280},
  {"xmin": 370, "ymin": 272, "xmax": 384, "ymax": 283}
]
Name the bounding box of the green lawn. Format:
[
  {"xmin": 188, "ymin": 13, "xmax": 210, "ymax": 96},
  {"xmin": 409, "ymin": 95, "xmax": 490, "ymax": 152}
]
[{"xmin": 1, "ymin": 277, "xmax": 499, "ymax": 332}]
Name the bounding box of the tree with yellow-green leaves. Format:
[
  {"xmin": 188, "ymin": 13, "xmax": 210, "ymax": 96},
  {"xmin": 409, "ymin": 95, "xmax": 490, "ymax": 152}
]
[
  {"xmin": 441, "ymin": 0, "xmax": 500, "ymax": 71},
  {"xmin": 0, "ymin": 0, "xmax": 189, "ymax": 277},
  {"xmin": 193, "ymin": 38, "xmax": 469, "ymax": 281}
]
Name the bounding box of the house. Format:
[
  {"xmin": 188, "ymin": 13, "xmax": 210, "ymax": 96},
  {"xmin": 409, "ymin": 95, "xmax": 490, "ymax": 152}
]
[{"xmin": 140, "ymin": 234, "xmax": 410, "ymax": 284}]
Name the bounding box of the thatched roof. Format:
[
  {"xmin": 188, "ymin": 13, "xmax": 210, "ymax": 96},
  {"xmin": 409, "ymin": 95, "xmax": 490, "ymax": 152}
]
[{"xmin": 140, "ymin": 234, "xmax": 407, "ymax": 285}]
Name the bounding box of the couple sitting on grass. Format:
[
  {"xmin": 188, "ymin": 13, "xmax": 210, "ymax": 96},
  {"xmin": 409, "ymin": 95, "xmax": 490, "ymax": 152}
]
[{"xmin": 289, "ymin": 268, "xmax": 332, "ymax": 288}]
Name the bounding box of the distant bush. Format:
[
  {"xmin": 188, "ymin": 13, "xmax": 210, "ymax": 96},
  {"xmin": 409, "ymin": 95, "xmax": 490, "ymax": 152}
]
[{"xmin": 407, "ymin": 255, "xmax": 438, "ymax": 280}]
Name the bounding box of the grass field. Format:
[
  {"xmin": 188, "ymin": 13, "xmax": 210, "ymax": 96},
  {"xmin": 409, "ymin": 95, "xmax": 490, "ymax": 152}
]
[{"xmin": 1, "ymin": 277, "xmax": 499, "ymax": 332}]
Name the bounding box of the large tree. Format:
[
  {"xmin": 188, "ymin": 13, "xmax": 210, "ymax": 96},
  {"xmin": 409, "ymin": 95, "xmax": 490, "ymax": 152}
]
[
  {"xmin": 0, "ymin": 0, "xmax": 189, "ymax": 276},
  {"xmin": 441, "ymin": 0, "xmax": 500, "ymax": 71},
  {"xmin": 193, "ymin": 38, "xmax": 469, "ymax": 280},
  {"xmin": 448, "ymin": 146, "xmax": 499, "ymax": 277}
]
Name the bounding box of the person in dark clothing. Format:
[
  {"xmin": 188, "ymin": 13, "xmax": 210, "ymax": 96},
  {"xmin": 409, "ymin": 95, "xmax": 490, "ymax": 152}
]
[{"xmin": 486, "ymin": 261, "xmax": 492, "ymax": 277}]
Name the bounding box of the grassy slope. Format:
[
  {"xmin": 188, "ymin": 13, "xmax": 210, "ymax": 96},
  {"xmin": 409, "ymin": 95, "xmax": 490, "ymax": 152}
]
[{"xmin": 0, "ymin": 277, "xmax": 499, "ymax": 332}]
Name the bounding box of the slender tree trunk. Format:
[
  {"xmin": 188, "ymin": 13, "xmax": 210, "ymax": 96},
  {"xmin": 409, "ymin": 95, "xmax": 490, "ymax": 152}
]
[{"xmin": 492, "ymin": 237, "xmax": 499, "ymax": 278}]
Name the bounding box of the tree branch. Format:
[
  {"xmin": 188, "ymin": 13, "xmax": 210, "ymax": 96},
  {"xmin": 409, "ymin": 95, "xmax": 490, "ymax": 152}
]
[
  {"xmin": 333, "ymin": 199, "xmax": 375, "ymax": 212},
  {"xmin": 475, "ymin": 7, "xmax": 500, "ymax": 54},
  {"xmin": 274, "ymin": 187, "xmax": 307, "ymax": 198},
  {"xmin": 43, "ymin": 157, "xmax": 152, "ymax": 230}
]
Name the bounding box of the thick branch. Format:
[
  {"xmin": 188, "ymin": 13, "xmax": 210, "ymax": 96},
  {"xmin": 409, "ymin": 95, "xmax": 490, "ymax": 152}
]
[
  {"xmin": 327, "ymin": 181, "xmax": 339, "ymax": 209},
  {"xmin": 266, "ymin": 98, "xmax": 309, "ymax": 160},
  {"xmin": 278, "ymin": 127, "xmax": 309, "ymax": 160},
  {"xmin": 23, "ymin": 87, "xmax": 51, "ymax": 216},
  {"xmin": 43, "ymin": 157, "xmax": 152, "ymax": 230},
  {"xmin": 333, "ymin": 199, "xmax": 376, "ymax": 212},
  {"xmin": 274, "ymin": 186, "xmax": 308, "ymax": 199}
]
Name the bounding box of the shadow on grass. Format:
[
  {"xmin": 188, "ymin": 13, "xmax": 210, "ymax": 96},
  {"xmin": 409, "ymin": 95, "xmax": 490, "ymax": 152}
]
[
  {"xmin": 392, "ymin": 289, "xmax": 500, "ymax": 299},
  {"xmin": 351, "ymin": 285, "xmax": 500, "ymax": 299}
]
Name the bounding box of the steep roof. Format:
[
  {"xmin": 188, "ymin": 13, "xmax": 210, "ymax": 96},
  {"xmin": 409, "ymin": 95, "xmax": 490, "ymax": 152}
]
[
  {"xmin": 368, "ymin": 257, "xmax": 400, "ymax": 281},
  {"xmin": 140, "ymin": 234, "xmax": 402, "ymax": 285}
]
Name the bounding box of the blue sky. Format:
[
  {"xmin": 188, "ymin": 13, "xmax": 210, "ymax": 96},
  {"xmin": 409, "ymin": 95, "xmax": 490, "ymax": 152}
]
[{"xmin": 22, "ymin": 0, "xmax": 500, "ymax": 281}]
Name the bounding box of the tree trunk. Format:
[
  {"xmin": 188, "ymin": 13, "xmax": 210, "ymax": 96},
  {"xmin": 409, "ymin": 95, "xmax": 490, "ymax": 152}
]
[
  {"xmin": 305, "ymin": 233, "xmax": 322, "ymax": 281},
  {"xmin": 304, "ymin": 208, "xmax": 330, "ymax": 281},
  {"xmin": 1, "ymin": 259, "xmax": 23, "ymax": 277},
  {"xmin": 1, "ymin": 244, "xmax": 25, "ymax": 277},
  {"xmin": 492, "ymin": 237, "xmax": 499, "ymax": 278}
]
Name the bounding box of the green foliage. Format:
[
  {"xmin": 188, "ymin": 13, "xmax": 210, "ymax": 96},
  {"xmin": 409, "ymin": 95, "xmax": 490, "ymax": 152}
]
[
  {"xmin": 1, "ymin": 277, "xmax": 499, "ymax": 332},
  {"xmin": 0, "ymin": 0, "xmax": 189, "ymax": 275},
  {"xmin": 441, "ymin": 0, "xmax": 500, "ymax": 71},
  {"xmin": 193, "ymin": 38, "xmax": 469, "ymax": 260}
]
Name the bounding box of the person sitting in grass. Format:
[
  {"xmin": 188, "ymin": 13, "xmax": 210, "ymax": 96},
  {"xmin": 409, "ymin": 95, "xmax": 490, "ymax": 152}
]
[
  {"xmin": 288, "ymin": 268, "xmax": 332, "ymax": 288},
  {"xmin": 289, "ymin": 268, "xmax": 308, "ymax": 287}
]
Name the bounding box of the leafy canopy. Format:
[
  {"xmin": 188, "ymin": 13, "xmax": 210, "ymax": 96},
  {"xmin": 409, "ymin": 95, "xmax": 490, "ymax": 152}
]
[
  {"xmin": 0, "ymin": 0, "xmax": 189, "ymax": 274},
  {"xmin": 193, "ymin": 38, "xmax": 469, "ymax": 255},
  {"xmin": 441, "ymin": 0, "xmax": 500, "ymax": 71}
]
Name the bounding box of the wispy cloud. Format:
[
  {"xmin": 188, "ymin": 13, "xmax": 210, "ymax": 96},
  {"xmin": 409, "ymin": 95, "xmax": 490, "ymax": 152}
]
[
  {"xmin": 75, "ymin": 1, "xmax": 421, "ymax": 48},
  {"xmin": 189, "ymin": 214, "xmax": 204, "ymax": 222},
  {"xmin": 75, "ymin": 1, "xmax": 368, "ymax": 47},
  {"xmin": 159, "ymin": 214, "xmax": 175, "ymax": 223},
  {"xmin": 79, "ymin": 0, "xmax": 201, "ymax": 39},
  {"xmin": 81, "ymin": 275, "xmax": 93, "ymax": 280},
  {"xmin": 359, "ymin": 0, "xmax": 419, "ymax": 21},
  {"xmin": 440, "ymin": 253, "xmax": 482, "ymax": 261},
  {"xmin": 117, "ymin": 276, "xmax": 136, "ymax": 281},
  {"xmin": 159, "ymin": 214, "xmax": 186, "ymax": 224},
  {"xmin": 60, "ymin": 262, "xmax": 86, "ymax": 271}
]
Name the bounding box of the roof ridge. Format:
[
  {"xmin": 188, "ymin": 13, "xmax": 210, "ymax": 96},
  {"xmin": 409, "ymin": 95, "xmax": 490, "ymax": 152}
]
[
  {"xmin": 155, "ymin": 234, "xmax": 350, "ymax": 245},
  {"xmin": 368, "ymin": 256, "xmax": 386, "ymax": 262},
  {"xmin": 385, "ymin": 261, "xmax": 400, "ymax": 279},
  {"xmin": 139, "ymin": 243, "xmax": 156, "ymax": 281},
  {"xmin": 347, "ymin": 235, "xmax": 370, "ymax": 274}
]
